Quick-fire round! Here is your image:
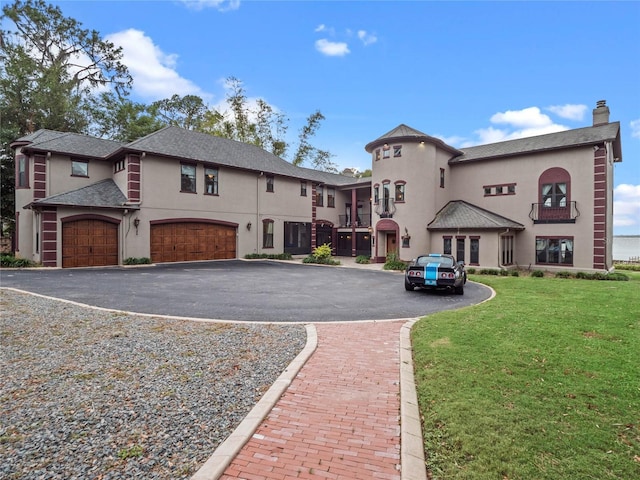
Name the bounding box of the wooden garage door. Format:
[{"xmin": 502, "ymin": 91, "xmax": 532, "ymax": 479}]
[
  {"xmin": 150, "ymin": 222, "xmax": 236, "ymax": 263},
  {"xmin": 62, "ymin": 219, "xmax": 118, "ymax": 268}
]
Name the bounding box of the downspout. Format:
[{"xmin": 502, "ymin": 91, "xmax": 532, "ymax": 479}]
[{"xmin": 256, "ymin": 172, "xmax": 263, "ymax": 253}]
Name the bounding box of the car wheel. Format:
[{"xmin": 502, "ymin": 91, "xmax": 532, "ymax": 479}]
[
  {"xmin": 455, "ymin": 284, "xmax": 464, "ymax": 295},
  {"xmin": 405, "ymin": 280, "xmax": 414, "ymax": 291}
]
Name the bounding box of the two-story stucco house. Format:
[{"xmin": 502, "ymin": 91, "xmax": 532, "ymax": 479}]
[{"xmin": 11, "ymin": 100, "xmax": 622, "ymax": 272}]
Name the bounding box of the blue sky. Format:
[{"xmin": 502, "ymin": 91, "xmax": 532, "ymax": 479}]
[{"xmin": 43, "ymin": 1, "xmax": 640, "ymax": 235}]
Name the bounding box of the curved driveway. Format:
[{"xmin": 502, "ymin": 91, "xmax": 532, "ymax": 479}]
[{"xmin": 1, "ymin": 260, "xmax": 491, "ymax": 322}]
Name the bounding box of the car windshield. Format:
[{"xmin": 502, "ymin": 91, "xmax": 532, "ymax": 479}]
[{"xmin": 416, "ymin": 255, "xmax": 453, "ymax": 267}]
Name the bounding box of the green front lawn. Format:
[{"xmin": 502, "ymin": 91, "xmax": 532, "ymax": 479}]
[{"xmin": 412, "ymin": 272, "xmax": 640, "ymax": 479}]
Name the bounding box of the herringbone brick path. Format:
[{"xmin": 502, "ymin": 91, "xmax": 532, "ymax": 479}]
[{"xmin": 220, "ymin": 321, "xmax": 404, "ymax": 480}]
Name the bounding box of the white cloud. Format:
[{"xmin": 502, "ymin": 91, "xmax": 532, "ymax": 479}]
[
  {"xmin": 490, "ymin": 106, "xmax": 554, "ymax": 128},
  {"xmin": 357, "ymin": 30, "xmax": 377, "ymax": 46},
  {"xmin": 614, "ymin": 184, "xmax": 640, "ymax": 230},
  {"xmin": 315, "ymin": 24, "xmax": 327, "ymax": 32},
  {"xmin": 179, "ymin": 0, "xmax": 240, "ymax": 11},
  {"xmin": 630, "ymin": 119, "xmax": 640, "ymax": 139},
  {"xmin": 546, "ymin": 104, "xmax": 587, "ymax": 121},
  {"xmin": 105, "ymin": 29, "xmax": 208, "ymax": 101},
  {"xmin": 315, "ymin": 39, "xmax": 350, "ymax": 57}
]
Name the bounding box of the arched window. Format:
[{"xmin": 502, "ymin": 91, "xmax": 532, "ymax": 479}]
[{"xmin": 538, "ymin": 168, "xmax": 571, "ymax": 220}]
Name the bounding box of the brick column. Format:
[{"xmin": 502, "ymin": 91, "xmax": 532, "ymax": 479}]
[{"xmin": 593, "ymin": 147, "xmax": 607, "ymax": 269}]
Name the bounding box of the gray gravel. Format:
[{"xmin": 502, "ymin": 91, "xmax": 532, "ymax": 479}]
[{"xmin": 0, "ymin": 289, "xmax": 307, "ymax": 479}]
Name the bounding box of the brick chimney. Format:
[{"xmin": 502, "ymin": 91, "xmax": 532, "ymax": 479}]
[{"xmin": 592, "ymin": 100, "xmax": 610, "ymax": 126}]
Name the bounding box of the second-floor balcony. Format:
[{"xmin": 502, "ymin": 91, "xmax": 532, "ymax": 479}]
[
  {"xmin": 338, "ymin": 213, "xmax": 372, "ymax": 228},
  {"xmin": 374, "ymin": 199, "xmax": 396, "ymax": 218},
  {"xmin": 530, "ymin": 201, "xmax": 580, "ymax": 224}
]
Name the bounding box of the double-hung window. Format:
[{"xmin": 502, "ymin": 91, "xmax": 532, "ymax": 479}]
[
  {"xmin": 263, "ymin": 219, "xmax": 274, "ymax": 248},
  {"xmin": 16, "ymin": 155, "xmax": 29, "ymax": 188},
  {"xmin": 204, "ymin": 167, "xmax": 218, "ymax": 195},
  {"xmin": 395, "ymin": 182, "xmax": 405, "ymax": 202},
  {"xmin": 266, "ymin": 175, "xmax": 274, "ymax": 192},
  {"xmin": 316, "ymin": 185, "xmax": 324, "ymax": 206},
  {"xmin": 327, "ymin": 187, "xmax": 335, "ymax": 207},
  {"xmin": 181, "ymin": 164, "xmax": 196, "ymax": 192}
]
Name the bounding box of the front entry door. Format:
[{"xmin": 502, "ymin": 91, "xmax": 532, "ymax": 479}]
[{"xmin": 386, "ymin": 233, "xmax": 397, "ymax": 257}]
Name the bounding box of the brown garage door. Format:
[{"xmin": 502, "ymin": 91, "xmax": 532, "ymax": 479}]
[
  {"xmin": 150, "ymin": 222, "xmax": 236, "ymax": 263},
  {"xmin": 62, "ymin": 219, "xmax": 119, "ymax": 268}
]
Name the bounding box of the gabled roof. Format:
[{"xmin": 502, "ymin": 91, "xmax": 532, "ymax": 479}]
[
  {"xmin": 427, "ymin": 200, "xmax": 525, "ymax": 230},
  {"xmin": 16, "ymin": 130, "xmax": 125, "ymax": 159},
  {"xmin": 453, "ymin": 122, "xmax": 621, "ymax": 163},
  {"xmin": 27, "ymin": 179, "xmax": 131, "ymax": 210},
  {"xmin": 365, "ymin": 124, "xmax": 463, "ymax": 155}
]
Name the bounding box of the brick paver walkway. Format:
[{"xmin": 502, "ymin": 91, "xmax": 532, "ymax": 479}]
[{"xmin": 220, "ymin": 321, "xmax": 404, "ymax": 480}]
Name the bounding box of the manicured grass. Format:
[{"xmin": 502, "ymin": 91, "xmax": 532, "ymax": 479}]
[{"xmin": 412, "ymin": 273, "xmax": 640, "ymax": 479}]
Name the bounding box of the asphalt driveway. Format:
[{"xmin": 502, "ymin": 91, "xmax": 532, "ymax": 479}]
[{"xmin": 1, "ymin": 260, "xmax": 491, "ymax": 322}]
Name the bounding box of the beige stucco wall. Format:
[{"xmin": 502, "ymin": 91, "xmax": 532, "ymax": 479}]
[
  {"xmin": 134, "ymin": 155, "xmax": 313, "ymax": 257},
  {"xmin": 370, "ymin": 141, "xmax": 457, "ymax": 261},
  {"xmin": 46, "ymin": 154, "xmax": 113, "ymax": 196},
  {"xmin": 448, "ymin": 146, "xmax": 598, "ymax": 271}
]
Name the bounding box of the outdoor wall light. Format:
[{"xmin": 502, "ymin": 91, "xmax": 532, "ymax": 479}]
[
  {"xmin": 133, "ymin": 217, "xmax": 140, "ymax": 235},
  {"xmin": 246, "ymin": 222, "xmax": 252, "ymax": 231}
]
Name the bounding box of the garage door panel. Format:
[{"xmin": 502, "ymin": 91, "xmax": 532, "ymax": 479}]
[
  {"xmin": 62, "ymin": 219, "xmax": 118, "ymax": 268},
  {"xmin": 151, "ymin": 222, "xmax": 236, "ymax": 263}
]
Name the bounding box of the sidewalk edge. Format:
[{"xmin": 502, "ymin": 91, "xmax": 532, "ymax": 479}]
[
  {"xmin": 191, "ymin": 323, "xmax": 318, "ymax": 480},
  {"xmin": 400, "ymin": 319, "xmax": 428, "ymax": 480}
]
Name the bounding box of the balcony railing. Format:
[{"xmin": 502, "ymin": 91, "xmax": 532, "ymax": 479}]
[
  {"xmin": 374, "ymin": 199, "xmax": 396, "ymax": 218},
  {"xmin": 338, "ymin": 214, "xmax": 372, "ymax": 228},
  {"xmin": 529, "ymin": 201, "xmax": 580, "ymax": 224}
]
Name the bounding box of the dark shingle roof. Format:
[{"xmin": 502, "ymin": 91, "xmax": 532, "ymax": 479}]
[
  {"xmin": 28, "ymin": 179, "xmax": 130, "ymax": 210},
  {"xmin": 453, "ymin": 122, "xmax": 621, "ymax": 163},
  {"xmin": 427, "ymin": 200, "xmax": 525, "ymax": 230},
  {"xmin": 365, "ymin": 124, "xmax": 463, "ymax": 155},
  {"xmin": 126, "ymin": 126, "xmax": 301, "ymax": 177},
  {"xmin": 18, "ymin": 130, "xmax": 124, "ymax": 159}
]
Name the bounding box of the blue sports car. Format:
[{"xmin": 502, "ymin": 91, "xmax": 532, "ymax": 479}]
[{"xmin": 404, "ymin": 254, "xmax": 467, "ymax": 295}]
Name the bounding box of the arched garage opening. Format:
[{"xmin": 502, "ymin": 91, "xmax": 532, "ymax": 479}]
[
  {"xmin": 150, "ymin": 219, "xmax": 237, "ymax": 263},
  {"xmin": 62, "ymin": 215, "xmax": 120, "ymax": 268}
]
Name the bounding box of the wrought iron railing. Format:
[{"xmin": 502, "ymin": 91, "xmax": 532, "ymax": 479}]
[
  {"xmin": 374, "ymin": 198, "xmax": 396, "ymax": 218},
  {"xmin": 529, "ymin": 201, "xmax": 579, "ymax": 223},
  {"xmin": 338, "ymin": 214, "xmax": 372, "ymax": 228}
]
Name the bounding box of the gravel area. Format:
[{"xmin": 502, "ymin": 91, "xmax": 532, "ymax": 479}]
[{"xmin": 0, "ymin": 289, "xmax": 307, "ymax": 479}]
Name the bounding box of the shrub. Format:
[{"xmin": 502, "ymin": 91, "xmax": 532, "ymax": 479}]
[
  {"xmin": 0, "ymin": 254, "xmax": 37, "ymax": 268},
  {"xmin": 605, "ymin": 272, "xmax": 629, "ymax": 281},
  {"xmin": 510, "ymin": 270, "xmax": 519, "ymax": 277},
  {"xmin": 531, "ymin": 270, "xmax": 545, "ymax": 278},
  {"xmin": 575, "ymin": 271, "xmax": 590, "ymax": 279},
  {"xmin": 466, "ymin": 267, "xmax": 476, "ymax": 274},
  {"xmin": 479, "ymin": 268, "xmax": 500, "ymax": 275},
  {"xmin": 355, "ymin": 255, "xmax": 371, "ymax": 264},
  {"xmin": 244, "ymin": 253, "xmax": 293, "ymax": 260},
  {"xmin": 123, "ymin": 257, "xmax": 151, "ymax": 265},
  {"xmin": 555, "ymin": 271, "xmax": 572, "ymax": 278},
  {"xmin": 312, "ymin": 243, "xmax": 332, "ymax": 261},
  {"xmin": 383, "ymin": 252, "xmax": 407, "ymax": 271},
  {"xmin": 302, "ymin": 255, "xmax": 340, "ymax": 265},
  {"xmin": 499, "ymin": 269, "xmax": 509, "ymax": 276}
]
